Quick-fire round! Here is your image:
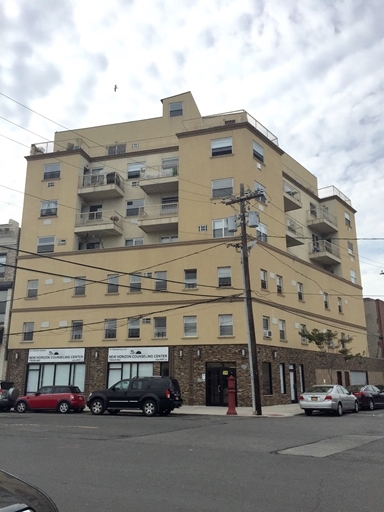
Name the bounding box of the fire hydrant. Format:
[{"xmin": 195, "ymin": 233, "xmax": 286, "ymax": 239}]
[{"xmin": 226, "ymin": 374, "xmax": 237, "ymax": 415}]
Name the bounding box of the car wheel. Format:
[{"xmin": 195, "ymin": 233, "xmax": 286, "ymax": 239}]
[
  {"xmin": 304, "ymin": 409, "xmax": 313, "ymax": 416},
  {"xmin": 16, "ymin": 401, "xmax": 28, "ymax": 413},
  {"xmin": 58, "ymin": 401, "xmax": 70, "ymax": 414},
  {"xmin": 108, "ymin": 409, "xmax": 120, "ymax": 415},
  {"xmin": 335, "ymin": 402, "xmax": 343, "ymax": 416},
  {"xmin": 368, "ymin": 399, "xmax": 374, "ymax": 411},
  {"xmin": 159, "ymin": 409, "xmax": 171, "ymax": 416},
  {"xmin": 90, "ymin": 398, "xmax": 105, "ymax": 415},
  {"xmin": 142, "ymin": 399, "xmax": 158, "ymax": 417},
  {"xmin": 353, "ymin": 401, "xmax": 359, "ymax": 413}
]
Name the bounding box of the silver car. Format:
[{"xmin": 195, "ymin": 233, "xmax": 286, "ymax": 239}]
[{"xmin": 299, "ymin": 384, "xmax": 359, "ymax": 416}]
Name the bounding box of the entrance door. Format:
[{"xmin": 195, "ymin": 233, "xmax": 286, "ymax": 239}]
[
  {"xmin": 289, "ymin": 364, "xmax": 298, "ymax": 403},
  {"xmin": 206, "ymin": 363, "xmax": 236, "ymax": 407}
]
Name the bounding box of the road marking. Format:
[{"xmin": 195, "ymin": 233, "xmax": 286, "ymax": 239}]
[{"xmin": 278, "ymin": 435, "xmax": 383, "ymax": 458}]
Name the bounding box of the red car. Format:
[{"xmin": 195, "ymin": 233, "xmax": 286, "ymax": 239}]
[{"xmin": 15, "ymin": 385, "xmax": 85, "ymax": 414}]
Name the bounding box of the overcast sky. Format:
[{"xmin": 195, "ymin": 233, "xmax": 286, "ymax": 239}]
[{"xmin": 1, "ymin": 0, "xmax": 383, "ymax": 298}]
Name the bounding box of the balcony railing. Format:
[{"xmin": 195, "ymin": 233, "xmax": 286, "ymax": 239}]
[
  {"xmin": 309, "ymin": 240, "xmax": 340, "ymax": 259},
  {"xmin": 138, "ymin": 203, "xmax": 179, "ymax": 218},
  {"xmin": 75, "ymin": 210, "xmax": 123, "ymax": 229},
  {"xmin": 285, "ymin": 216, "xmax": 304, "ymax": 246},
  {"xmin": 318, "ymin": 186, "xmax": 352, "ymax": 206},
  {"xmin": 140, "ymin": 167, "xmax": 179, "ymax": 180},
  {"xmin": 79, "ymin": 172, "xmax": 124, "ymax": 190},
  {"xmin": 307, "ymin": 207, "xmax": 337, "ymax": 226}
]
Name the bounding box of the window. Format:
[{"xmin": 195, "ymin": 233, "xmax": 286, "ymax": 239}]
[
  {"xmin": 345, "ymin": 212, "xmax": 351, "ymax": 227},
  {"xmin": 279, "ymin": 363, "xmax": 286, "ymax": 394},
  {"xmin": 297, "ymin": 282, "xmax": 304, "ymax": 301},
  {"xmin": 104, "ymin": 319, "xmax": 117, "ymax": 339},
  {"xmin": 43, "ymin": 163, "xmax": 60, "ymax": 180},
  {"xmin": 23, "ymin": 322, "xmax": 34, "ymax": 342},
  {"xmin": 160, "ymin": 235, "xmax": 178, "ymax": 243},
  {"xmin": 161, "ymin": 158, "xmax": 179, "ymax": 175},
  {"xmin": 126, "ymin": 199, "xmax": 144, "ymax": 217},
  {"xmin": 253, "ymin": 141, "xmax": 264, "ymax": 162},
  {"xmin": 263, "ymin": 316, "xmax": 270, "ymax": 333},
  {"xmin": 78, "ymin": 240, "xmax": 101, "ymax": 250},
  {"xmin": 218, "ymin": 267, "xmax": 231, "ymax": 287},
  {"xmin": 128, "ymin": 318, "xmax": 140, "ymax": 338},
  {"xmin": 184, "ymin": 316, "xmax": 197, "ymax": 337},
  {"xmin": 256, "ymin": 223, "xmax": 268, "ymax": 242},
  {"xmin": 127, "ymin": 162, "xmax": 145, "ymax": 179},
  {"xmin": 324, "ymin": 292, "xmax": 329, "ymax": 309},
  {"xmin": 211, "ymin": 137, "xmax": 232, "ymax": 157},
  {"xmin": 276, "ymin": 275, "xmax": 283, "ymax": 295},
  {"xmin": 262, "ymin": 362, "xmax": 272, "ymax": 395},
  {"xmin": 347, "ymin": 241, "xmax": 354, "ymax": 255},
  {"xmin": 27, "ymin": 280, "xmax": 38, "ymax": 298},
  {"xmin": 154, "ymin": 317, "xmax": 166, "ymax": 338},
  {"xmin": 71, "ymin": 321, "xmax": 83, "ymax": 341},
  {"xmin": 125, "ymin": 238, "xmax": 144, "ymax": 246},
  {"xmin": 350, "ymin": 270, "xmax": 357, "ymax": 284},
  {"xmin": 300, "ymin": 324, "xmax": 307, "ymax": 344},
  {"xmin": 338, "ymin": 297, "xmax": 343, "ymax": 313},
  {"xmin": 211, "ymin": 178, "xmax": 233, "ymax": 198},
  {"xmin": 155, "ymin": 271, "xmax": 167, "ymax": 291},
  {"xmin": 129, "ymin": 273, "xmax": 142, "ymax": 293},
  {"xmin": 254, "ymin": 181, "xmax": 266, "ymax": 203},
  {"xmin": 108, "ymin": 144, "xmax": 126, "ymax": 155},
  {"xmin": 37, "ymin": 236, "xmax": 54, "ymax": 254},
  {"xmin": 309, "ymin": 203, "xmax": 317, "ymax": 217},
  {"xmin": 279, "ymin": 320, "xmax": 286, "ymax": 340},
  {"xmin": 74, "ymin": 277, "xmax": 86, "ymax": 296},
  {"xmin": 0, "ymin": 290, "xmax": 6, "ymax": 324},
  {"xmin": 83, "ymin": 167, "xmax": 104, "ymax": 186},
  {"xmin": 213, "ymin": 219, "xmax": 231, "ymax": 238},
  {"xmin": 161, "ymin": 196, "xmax": 178, "ymax": 214},
  {"xmin": 169, "ymin": 102, "xmax": 183, "ymax": 117},
  {"xmin": 260, "ymin": 269, "xmax": 267, "ymax": 290},
  {"xmin": 184, "ymin": 269, "xmax": 197, "ymax": 289},
  {"xmin": 0, "ymin": 254, "xmax": 6, "ymax": 276},
  {"xmin": 107, "ymin": 274, "xmax": 119, "ymax": 294},
  {"xmin": 40, "ymin": 200, "xmax": 58, "ymax": 217},
  {"xmin": 219, "ymin": 314, "xmax": 233, "ymax": 336}
]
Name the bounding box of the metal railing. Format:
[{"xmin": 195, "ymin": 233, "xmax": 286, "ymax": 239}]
[
  {"xmin": 285, "ymin": 216, "xmax": 304, "ymax": 237},
  {"xmin": 318, "ymin": 186, "xmax": 352, "ymax": 206},
  {"xmin": 309, "ymin": 240, "xmax": 340, "ymax": 258},
  {"xmin": 140, "ymin": 166, "xmax": 179, "ymax": 180},
  {"xmin": 79, "ymin": 172, "xmax": 124, "ymax": 191},
  {"xmin": 139, "ymin": 203, "xmax": 179, "ymax": 218},
  {"xmin": 307, "ymin": 207, "xmax": 338, "ymax": 227},
  {"xmin": 75, "ymin": 210, "xmax": 123, "ymax": 228},
  {"xmin": 283, "ymin": 181, "xmax": 302, "ymax": 202}
]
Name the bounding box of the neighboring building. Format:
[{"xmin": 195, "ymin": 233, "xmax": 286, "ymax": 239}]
[
  {"xmin": 0, "ymin": 219, "xmax": 19, "ymax": 379},
  {"xmin": 364, "ymin": 298, "xmax": 384, "ymax": 359},
  {"xmin": 7, "ymin": 92, "xmax": 379, "ymax": 406}
]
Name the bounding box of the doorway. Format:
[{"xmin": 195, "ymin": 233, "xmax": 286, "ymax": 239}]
[
  {"xmin": 289, "ymin": 364, "xmax": 298, "ymax": 403},
  {"xmin": 206, "ymin": 363, "xmax": 236, "ymax": 406}
]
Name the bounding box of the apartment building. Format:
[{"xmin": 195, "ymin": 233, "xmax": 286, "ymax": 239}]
[
  {"xmin": 0, "ymin": 219, "xmax": 19, "ymax": 379},
  {"xmin": 7, "ymin": 92, "xmax": 381, "ymax": 406}
]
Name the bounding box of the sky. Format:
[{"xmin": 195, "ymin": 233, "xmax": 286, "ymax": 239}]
[{"xmin": 0, "ymin": 0, "xmax": 383, "ymax": 298}]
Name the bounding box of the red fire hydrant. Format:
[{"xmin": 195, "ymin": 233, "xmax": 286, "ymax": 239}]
[{"xmin": 226, "ymin": 375, "xmax": 237, "ymax": 415}]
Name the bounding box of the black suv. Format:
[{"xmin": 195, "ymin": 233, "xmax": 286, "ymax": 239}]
[
  {"xmin": 0, "ymin": 381, "xmax": 19, "ymax": 411},
  {"xmin": 87, "ymin": 376, "xmax": 183, "ymax": 417}
]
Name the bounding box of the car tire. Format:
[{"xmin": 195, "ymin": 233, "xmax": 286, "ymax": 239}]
[
  {"xmin": 368, "ymin": 399, "xmax": 374, "ymax": 411},
  {"xmin": 58, "ymin": 401, "xmax": 70, "ymax": 414},
  {"xmin": 16, "ymin": 401, "xmax": 28, "ymax": 413},
  {"xmin": 353, "ymin": 401, "xmax": 359, "ymax": 413},
  {"xmin": 335, "ymin": 402, "xmax": 343, "ymax": 416},
  {"xmin": 159, "ymin": 409, "xmax": 171, "ymax": 416},
  {"xmin": 142, "ymin": 399, "xmax": 158, "ymax": 417},
  {"xmin": 90, "ymin": 398, "xmax": 105, "ymax": 415},
  {"xmin": 108, "ymin": 409, "xmax": 120, "ymax": 415}
]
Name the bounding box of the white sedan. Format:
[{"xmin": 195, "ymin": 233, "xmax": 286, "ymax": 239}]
[{"xmin": 299, "ymin": 384, "xmax": 359, "ymax": 416}]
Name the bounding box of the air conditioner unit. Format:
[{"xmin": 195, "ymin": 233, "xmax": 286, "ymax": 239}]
[
  {"xmin": 257, "ymin": 163, "xmax": 262, "ymax": 170},
  {"xmin": 263, "ymin": 330, "xmax": 272, "ymax": 338}
]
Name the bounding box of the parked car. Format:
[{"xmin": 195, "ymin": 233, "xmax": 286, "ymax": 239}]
[
  {"xmin": 374, "ymin": 384, "xmax": 384, "ymax": 392},
  {"xmin": 15, "ymin": 385, "xmax": 86, "ymax": 414},
  {"xmin": 0, "ymin": 469, "xmax": 58, "ymax": 511},
  {"xmin": 299, "ymin": 384, "xmax": 359, "ymax": 416},
  {"xmin": 0, "ymin": 380, "xmax": 19, "ymax": 411},
  {"xmin": 87, "ymin": 376, "xmax": 183, "ymax": 417},
  {"xmin": 347, "ymin": 385, "xmax": 384, "ymax": 410}
]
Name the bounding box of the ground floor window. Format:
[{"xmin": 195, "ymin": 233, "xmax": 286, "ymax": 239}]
[
  {"xmin": 26, "ymin": 363, "xmax": 86, "ymax": 393},
  {"xmin": 107, "ymin": 362, "xmax": 153, "ymax": 387}
]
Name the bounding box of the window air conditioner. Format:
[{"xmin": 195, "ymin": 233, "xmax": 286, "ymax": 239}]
[{"xmin": 263, "ymin": 330, "xmax": 272, "ymax": 338}]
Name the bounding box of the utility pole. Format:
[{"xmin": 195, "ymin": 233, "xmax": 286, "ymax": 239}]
[{"xmin": 223, "ymin": 183, "xmax": 263, "ymax": 415}]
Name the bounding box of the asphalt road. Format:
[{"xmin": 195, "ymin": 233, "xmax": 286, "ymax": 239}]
[{"xmin": 1, "ymin": 408, "xmax": 384, "ymax": 512}]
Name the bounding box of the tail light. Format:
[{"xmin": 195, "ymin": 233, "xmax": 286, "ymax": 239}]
[
  {"xmin": 165, "ymin": 389, "xmax": 171, "ymax": 399},
  {"xmin": 324, "ymin": 395, "xmax": 332, "ymax": 401},
  {"xmin": 354, "ymin": 392, "xmax": 362, "ymax": 397},
  {"xmin": 299, "ymin": 395, "xmax": 303, "ymax": 400}
]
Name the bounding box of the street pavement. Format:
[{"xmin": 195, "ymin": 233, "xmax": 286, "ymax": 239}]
[{"xmin": 173, "ymin": 403, "xmax": 302, "ymax": 417}]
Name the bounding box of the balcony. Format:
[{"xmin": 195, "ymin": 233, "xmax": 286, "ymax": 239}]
[
  {"xmin": 307, "ymin": 208, "xmax": 338, "ymax": 234},
  {"xmin": 74, "ymin": 210, "xmax": 123, "ymax": 237},
  {"xmin": 137, "ymin": 203, "xmax": 179, "ymax": 233},
  {"xmin": 139, "ymin": 168, "xmax": 179, "ymax": 194},
  {"xmin": 78, "ymin": 172, "xmax": 124, "ymax": 200},
  {"xmin": 309, "ymin": 240, "xmax": 341, "ymax": 266},
  {"xmin": 285, "ymin": 216, "xmax": 304, "ymax": 247},
  {"xmin": 283, "ymin": 181, "xmax": 302, "ymax": 211}
]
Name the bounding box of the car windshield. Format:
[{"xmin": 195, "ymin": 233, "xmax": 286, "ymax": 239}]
[{"xmin": 305, "ymin": 386, "xmax": 333, "ymax": 394}]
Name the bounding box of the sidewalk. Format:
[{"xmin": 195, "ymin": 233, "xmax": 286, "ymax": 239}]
[{"xmin": 173, "ymin": 403, "xmax": 302, "ymax": 417}]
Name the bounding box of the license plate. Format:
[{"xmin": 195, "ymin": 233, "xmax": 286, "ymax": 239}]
[{"xmin": 311, "ymin": 397, "xmax": 318, "ymax": 401}]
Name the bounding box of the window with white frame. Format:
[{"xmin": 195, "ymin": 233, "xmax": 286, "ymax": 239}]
[
  {"xmin": 297, "ymin": 282, "xmax": 304, "ymax": 301},
  {"xmin": 37, "ymin": 236, "xmax": 54, "ymax": 254},
  {"xmin": 183, "ymin": 316, "xmax": 197, "ymax": 337},
  {"xmin": 184, "ymin": 269, "xmax": 197, "ymax": 289},
  {"xmin": 126, "ymin": 199, "xmax": 144, "ymax": 216},
  {"xmin": 107, "ymin": 274, "xmax": 119, "ymax": 294},
  {"xmin": 125, "ymin": 238, "xmax": 144, "ymax": 246},
  {"xmin": 155, "ymin": 271, "xmax": 167, "ymax": 291},
  {"xmin": 219, "ymin": 314, "xmax": 233, "ymax": 336},
  {"xmin": 74, "ymin": 277, "xmax": 86, "ymax": 296},
  {"xmin": 254, "ymin": 181, "xmax": 266, "ymax": 203},
  {"xmin": 276, "ymin": 275, "xmax": 283, "ymax": 294},
  {"xmin": 108, "ymin": 144, "xmax": 126, "ymax": 155},
  {"xmin": 213, "ymin": 219, "xmax": 231, "ymax": 238},
  {"xmin": 128, "ymin": 318, "xmax": 140, "ymax": 338},
  {"xmin": 23, "ymin": 322, "xmax": 34, "ymax": 342},
  {"xmin": 350, "ymin": 270, "xmax": 357, "ymax": 284},
  {"xmin": 347, "ymin": 241, "xmax": 354, "ymax": 255},
  {"xmin": 40, "ymin": 200, "xmax": 58, "ymax": 217},
  {"xmin": 0, "ymin": 254, "xmax": 5, "ymax": 276},
  {"xmin": 211, "ymin": 137, "xmax": 232, "ymax": 157},
  {"xmin": 324, "ymin": 292, "xmax": 329, "ymax": 309},
  {"xmin": 43, "ymin": 163, "xmax": 60, "ymax": 180},
  {"xmin": 253, "ymin": 141, "xmax": 264, "ymax": 162},
  {"xmin": 129, "ymin": 273, "xmax": 142, "ymax": 292},
  {"xmin": 154, "ymin": 317, "xmax": 166, "ymax": 338},
  {"xmin": 160, "ymin": 235, "xmax": 178, "ymax": 243},
  {"xmin": 218, "ymin": 267, "xmax": 231, "ymax": 287},
  {"xmin": 169, "ymin": 102, "xmax": 183, "ymax": 117},
  {"xmin": 260, "ymin": 269, "xmax": 267, "ymax": 289},
  {"xmin": 309, "ymin": 203, "xmax": 317, "ymax": 217},
  {"xmin": 211, "ymin": 178, "xmax": 233, "ymax": 198},
  {"xmin": 262, "ymin": 316, "xmax": 270, "ymax": 332},
  {"xmin": 127, "ymin": 162, "xmax": 145, "ymax": 179},
  {"xmin": 338, "ymin": 297, "xmax": 343, "ymax": 313},
  {"xmin": 279, "ymin": 320, "xmax": 286, "ymax": 340},
  {"xmin": 71, "ymin": 321, "xmax": 83, "ymax": 341},
  {"xmin": 256, "ymin": 222, "xmax": 268, "ymax": 242},
  {"xmin": 345, "ymin": 212, "xmax": 351, "ymax": 227},
  {"xmin": 104, "ymin": 319, "xmax": 117, "ymax": 339},
  {"xmin": 27, "ymin": 280, "xmax": 38, "ymax": 298}
]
